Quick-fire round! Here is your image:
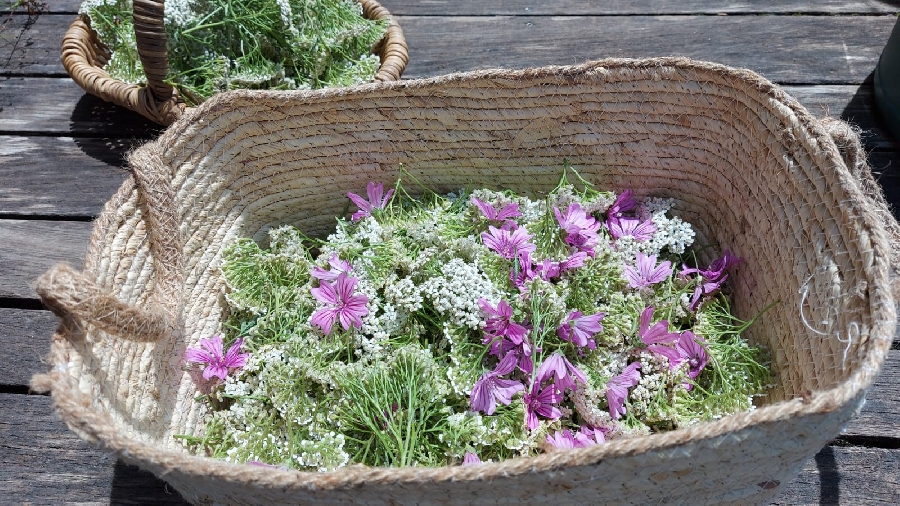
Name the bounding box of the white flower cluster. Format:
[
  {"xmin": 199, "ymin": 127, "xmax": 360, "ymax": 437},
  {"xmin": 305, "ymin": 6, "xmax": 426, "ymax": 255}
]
[
  {"xmin": 647, "ymin": 212, "xmax": 695, "ymax": 255},
  {"xmin": 164, "ymin": 0, "xmax": 201, "ymax": 27},
  {"xmin": 609, "ymin": 202, "xmax": 696, "ymax": 265},
  {"xmin": 79, "ymin": 0, "xmax": 125, "ymax": 16},
  {"xmin": 421, "ymin": 258, "xmax": 501, "ymax": 330}
]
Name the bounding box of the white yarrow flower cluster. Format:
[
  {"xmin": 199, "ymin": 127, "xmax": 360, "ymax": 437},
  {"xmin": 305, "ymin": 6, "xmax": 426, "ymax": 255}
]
[{"xmin": 421, "ymin": 258, "xmax": 502, "ymax": 330}]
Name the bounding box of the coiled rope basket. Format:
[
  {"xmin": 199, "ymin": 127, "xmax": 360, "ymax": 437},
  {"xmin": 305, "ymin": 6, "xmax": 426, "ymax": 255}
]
[
  {"xmin": 34, "ymin": 58, "xmax": 898, "ymax": 504},
  {"xmin": 60, "ymin": 0, "xmax": 409, "ymax": 125}
]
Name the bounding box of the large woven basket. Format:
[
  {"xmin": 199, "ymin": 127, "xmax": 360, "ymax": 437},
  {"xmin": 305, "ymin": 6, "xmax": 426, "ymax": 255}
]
[
  {"xmin": 61, "ymin": 0, "xmax": 409, "ymax": 125},
  {"xmin": 34, "ymin": 58, "xmax": 898, "ymax": 504}
]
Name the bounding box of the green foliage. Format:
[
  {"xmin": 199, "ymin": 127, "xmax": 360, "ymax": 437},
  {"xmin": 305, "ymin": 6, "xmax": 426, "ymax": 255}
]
[
  {"xmin": 677, "ymin": 297, "xmax": 774, "ymax": 421},
  {"xmin": 80, "ymin": 0, "xmax": 388, "ymax": 104},
  {"xmin": 333, "ymin": 345, "xmax": 452, "ymax": 467}
]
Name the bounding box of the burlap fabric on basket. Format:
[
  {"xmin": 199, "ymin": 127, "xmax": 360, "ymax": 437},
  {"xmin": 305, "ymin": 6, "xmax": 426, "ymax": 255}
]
[
  {"xmin": 61, "ymin": 0, "xmax": 409, "ymax": 125},
  {"xmin": 33, "ymin": 58, "xmax": 898, "ymax": 505}
]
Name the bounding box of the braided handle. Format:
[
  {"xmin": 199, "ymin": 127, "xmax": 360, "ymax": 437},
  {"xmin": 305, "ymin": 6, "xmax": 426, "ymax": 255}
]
[
  {"xmin": 35, "ymin": 150, "xmax": 184, "ymax": 343},
  {"xmin": 361, "ymin": 0, "xmax": 409, "ymax": 82}
]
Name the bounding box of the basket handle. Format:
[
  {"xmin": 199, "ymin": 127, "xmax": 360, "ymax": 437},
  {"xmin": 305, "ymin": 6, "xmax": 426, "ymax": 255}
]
[
  {"xmin": 35, "ymin": 150, "xmax": 184, "ymax": 343},
  {"xmin": 132, "ymin": 0, "xmax": 175, "ymax": 102}
]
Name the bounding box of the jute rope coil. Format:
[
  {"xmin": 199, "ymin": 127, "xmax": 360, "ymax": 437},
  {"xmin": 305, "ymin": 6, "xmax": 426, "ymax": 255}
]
[
  {"xmin": 60, "ymin": 0, "xmax": 409, "ymax": 125},
  {"xmin": 33, "ymin": 58, "xmax": 897, "ymax": 505}
]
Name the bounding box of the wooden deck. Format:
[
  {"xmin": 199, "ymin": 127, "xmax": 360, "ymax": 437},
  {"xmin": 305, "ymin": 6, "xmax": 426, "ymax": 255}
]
[{"xmin": 2, "ymin": 1, "xmax": 899, "ymax": 503}]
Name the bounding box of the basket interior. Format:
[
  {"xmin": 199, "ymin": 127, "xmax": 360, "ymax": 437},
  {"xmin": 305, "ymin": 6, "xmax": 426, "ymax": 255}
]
[{"xmin": 69, "ymin": 62, "xmax": 885, "ymax": 449}]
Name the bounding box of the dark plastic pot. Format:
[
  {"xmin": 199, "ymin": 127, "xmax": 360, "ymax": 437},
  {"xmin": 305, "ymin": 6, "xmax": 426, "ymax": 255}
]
[{"xmin": 875, "ymin": 16, "xmax": 900, "ymax": 142}]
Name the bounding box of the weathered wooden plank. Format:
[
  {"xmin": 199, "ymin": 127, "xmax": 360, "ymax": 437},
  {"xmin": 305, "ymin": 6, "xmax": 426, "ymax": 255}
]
[
  {"xmin": 0, "ymin": 77, "xmax": 162, "ymax": 136},
  {"xmin": 772, "ymin": 446, "xmax": 900, "ymax": 505},
  {"xmin": 0, "ymin": 219, "xmax": 91, "ymax": 300},
  {"xmin": 3, "ymin": 13, "xmax": 895, "ymax": 83},
  {"xmin": 842, "ymin": 349, "xmax": 900, "ymax": 439},
  {"xmin": 0, "ymin": 6, "xmax": 62, "ymax": 75},
  {"xmin": 0, "ymin": 135, "xmax": 132, "ymax": 216},
  {"xmin": 6, "ymin": 1, "xmax": 900, "ymax": 16},
  {"xmin": 868, "ymin": 151, "xmax": 900, "ymax": 224},
  {"xmin": 0, "ymin": 393, "xmax": 187, "ymax": 504},
  {"xmin": 783, "ymin": 85, "xmax": 896, "ymax": 150},
  {"xmin": 0, "ymin": 308, "xmax": 55, "ymax": 388},
  {"xmin": 0, "ymin": 390, "xmax": 894, "ymax": 505},
  {"xmin": 398, "ymin": 15, "xmax": 895, "ymax": 84},
  {"xmin": 389, "ymin": 1, "xmax": 900, "ymax": 15}
]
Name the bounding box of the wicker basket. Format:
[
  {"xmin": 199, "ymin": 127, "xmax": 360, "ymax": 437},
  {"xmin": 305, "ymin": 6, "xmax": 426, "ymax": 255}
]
[
  {"xmin": 61, "ymin": 0, "xmax": 409, "ymax": 125},
  {"xmin": 34, "ymin": 58, "xmax": 898, "ymax": 505}
]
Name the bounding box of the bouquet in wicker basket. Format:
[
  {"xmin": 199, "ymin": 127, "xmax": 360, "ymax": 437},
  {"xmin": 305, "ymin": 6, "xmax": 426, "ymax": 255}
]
[
  {"xmin": 62, "ymin": 0, "xmax": 408, "ymax": 125},
  {"xmin": 33, "ymin": 59, "xmax": 898, "ymax": 504}
]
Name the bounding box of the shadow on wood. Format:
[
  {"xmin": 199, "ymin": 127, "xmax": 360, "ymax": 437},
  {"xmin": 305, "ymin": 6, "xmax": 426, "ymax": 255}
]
[
  {"xmin": 110, "ymin": 460, "xmax": 189, "ymax": 505},
  {"xmin": 69, "ymin": 92, "xmax": 162, "ymax": 140},
  {"xmin": 815, "ymin": 446, "xmax": 841, "ymax": 505}
]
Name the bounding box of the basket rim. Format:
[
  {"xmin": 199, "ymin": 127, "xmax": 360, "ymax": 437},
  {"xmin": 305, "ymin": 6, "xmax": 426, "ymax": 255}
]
[
  {"xmin": 40, "ymin": 57, "xmax": 896, "ymax": 491},
  {"xmin": 60, "ymin": 0, "xmax": 409, "ymax": 126}
]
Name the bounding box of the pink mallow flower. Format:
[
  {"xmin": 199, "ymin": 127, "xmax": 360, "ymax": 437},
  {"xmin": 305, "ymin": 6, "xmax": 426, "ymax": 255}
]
[
  {"xmin": 310, "ymin": 253, "xmax": 353, "ymax": 281},
  {"xmin": 462, "ymin": 452, "xmax": 483, "ymax": 465},
  {"xmin": 482, "ymin": 225, "xmax": 536, "ymax": 259},
  {"xmin": 574, "ymin": 425, "xmax": 607, "ymax": 447},
  {"xmin": 536, "ymin": 352, "xmax": 588, "ymax": 393},
  {"xmin": 554, "ymin": 203, "xmax": 603, "ymax": 253},
  {"xmin": 681, "ymin": 250, "xmax": 743, "ymax": 311},
  {"xmin": 473, "ymin": 197, "xmax": 521, "ymax": 223},
  {"xmin": 675, "ymin": 331, "xmax": 710, "ymax": 390},
  {"xmin": 470, "ymin": 352, "xmax": 525, "ymax": 415},
  {"xmin": 524, "ymin": 383, "xmax": 563, "ymax": 430},
  {"xmin": 185, "ymin": 335, "xmax": 249, "ymax": 381},
  {"xmin": 479, "ymin": 298, "xmax": 528, "ymax": 344},
  {"xmin": 623, "ymin": 252, "xmax": 673, "ymax": 289},
  {"xmin": 545, "ymin": 429, "xmax": 578, "ymax": 449},
  {"xmin": 608, "ymin": 189, "xmax": 637, "ymax": 218},
  {"xmin": 487, "ymin": 334, "xmax": 534, "ymax": 375},
  {"xmin": 638, "ymin": 306, "xmax": 679, "ymax": 345},
  {"xmin": 310, "ymin": 273, "xmax": 369, "ymax": 335},
  {"xmin": 607, "ymin": 216, "xmax": 656, "ymax": 242},
  {"xmin": 558, "ymin": 310, "xmax": 604, "ymax": 350},
  {"xmin": 347, "ymin": 181, "xmax": 394, "ymax": 221},
  {"xmin": 606, "ymin": 361, "xmax": 642, "ymax": 420}
]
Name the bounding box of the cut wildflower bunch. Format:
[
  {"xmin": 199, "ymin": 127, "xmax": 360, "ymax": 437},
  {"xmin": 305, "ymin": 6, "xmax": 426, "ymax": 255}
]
[
  {"xmin": 183, "ymin": 165, "xmax": 774, "ymax": 470},
  {"xmin": 78, "ymin": 0, "xmax": 389, "ymax": 104}
]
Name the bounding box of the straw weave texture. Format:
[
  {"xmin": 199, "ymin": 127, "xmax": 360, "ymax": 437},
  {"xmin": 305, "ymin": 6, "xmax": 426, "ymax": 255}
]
[
  {"xmin": 60, "ymin": 0, "xmax": 409, "ymax": 125},
  {"xmin": 34, "ymin": 58, "xmax": 896, "ymax": 505}
]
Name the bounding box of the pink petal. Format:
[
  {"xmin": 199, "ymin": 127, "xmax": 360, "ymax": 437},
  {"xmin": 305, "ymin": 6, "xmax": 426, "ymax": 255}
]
[
  {"xmin": 335, "ymin": 273, "xmax": 357, "ymax": 302},
  {"xmin": 223, "ymin": 338, "xmax": 248, "ymax": 369},
  {"xmin": 311, "ymin": 282, "xmax": 338, "ymax": 305},
  {"xmin": 311, "ymin": 308, "xmax": 337, "ymax": 335},
  {"xmin": 470, "ymin": 376, "xmax": 496, "ymax": 414},
  {"xmin": 647, "ymin": 260, "xmax": 673, "ymax": 284},
  {"xmin": 203, "ymin": 364, "xmax": 229, "ymax": 381},
  {"xmin": 462, "ymin": 452, "xmax": 483, "ymax": 465},
  {"xmin": 366, "ymin": 182, "xmax": 383, "ymax": 206},
  {"xmin": 347, "ymin": 192, "xmax": 372, "ymax": 213},
  {"xmin": 200, "ymin": 336, "xmax": 225, "ymax": 361},
  {"xmin": 492, "ymin": 378, "xmax": 525, "ymax": 405},
  {"xmin": 185, "ymin": 348, "xmax": 215, "ymax": 364},
  {"xmin": 473, "ymin": 197, "xmax": 497, "ymax": 220}
]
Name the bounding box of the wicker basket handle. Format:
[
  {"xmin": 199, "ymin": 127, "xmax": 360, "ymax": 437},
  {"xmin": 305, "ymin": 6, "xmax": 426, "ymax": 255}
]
[
  {"xmin": 132, "ymin": 0, "xmax": 175, "ymax": 102},
  {"xmin": 35, "ymin": 150, "xmax": 183, "ymax": 343}
]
